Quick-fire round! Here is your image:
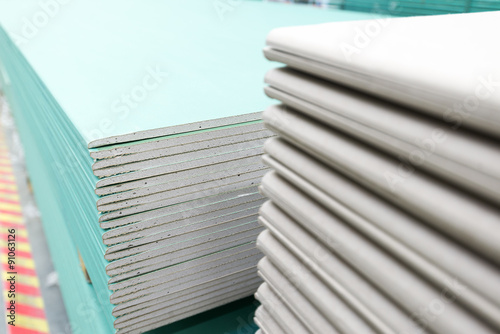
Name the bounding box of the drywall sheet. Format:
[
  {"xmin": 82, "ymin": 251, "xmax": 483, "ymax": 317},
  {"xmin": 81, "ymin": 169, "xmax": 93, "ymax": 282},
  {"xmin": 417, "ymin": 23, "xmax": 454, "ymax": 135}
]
[{"xmin": 265, "ymin": 12, "xmax": 500, "ymax": 138}]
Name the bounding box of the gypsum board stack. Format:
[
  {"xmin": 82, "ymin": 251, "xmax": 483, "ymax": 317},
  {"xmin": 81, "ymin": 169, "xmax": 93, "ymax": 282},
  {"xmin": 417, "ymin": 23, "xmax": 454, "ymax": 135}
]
[
  {"xmin": 263, "ymin": 11, "xmax": 500, "ymax": 140},
  {"xmin": 0, "ymin": 1, "xmax": 379, "ymax": 332},
  {"xmin": 0, "ymin": 29, "xmax": 270, "ymax": 334},
  {"xmin": 254, "ymin": 12, "xmax": 500, "ymax": 334},
  {"xmin": 264, "ymin": 67, "xmax": 500, "ymax": 205},
  {"xmin": 255, "ymin": 115, "xmax": 500, "ymax": 334},
  {"xmin": 92, "ymin": 116, "xmax": 274, "ymax": 333},
  {"xmin": 0, "ymin": 29, "xmax": 270, "ymax": 332}
]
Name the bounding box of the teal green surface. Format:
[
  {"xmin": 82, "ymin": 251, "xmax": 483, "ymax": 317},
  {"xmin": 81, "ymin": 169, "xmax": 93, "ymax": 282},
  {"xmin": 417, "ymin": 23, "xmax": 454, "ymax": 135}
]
[
  {"xmin": 0, "ymin": 1, "xmax": 378, "ymax": 333},
  {"xmin": 0, "ymin": 0, "xmax": 376, "ymax": 144},
  {"xmin": 342, "ymin": 0, "xmax": 500, "ymax": 16}
]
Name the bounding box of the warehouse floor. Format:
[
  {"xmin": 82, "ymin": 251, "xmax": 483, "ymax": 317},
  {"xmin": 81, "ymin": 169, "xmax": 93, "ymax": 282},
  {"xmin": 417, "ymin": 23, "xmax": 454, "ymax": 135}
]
[{"xmin": 0, "ymin": 95, "xmax": 71, "ymax": 334}]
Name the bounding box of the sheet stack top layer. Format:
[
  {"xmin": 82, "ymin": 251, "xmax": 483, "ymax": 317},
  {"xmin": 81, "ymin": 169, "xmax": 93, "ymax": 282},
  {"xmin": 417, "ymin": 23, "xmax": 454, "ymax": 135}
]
[
  {"xmin": 0, "ymin": 1, "xmax": 379, "ymax": 333},
  {"xmin": 255, "ymin": 11, "xmax": 500, "ymax": 334},
  {"xmin": 0, "ymin": 0, "xmax": 375, "ymax": 145},
  {"xmin": 264, "ymin": 11, "xmax": 500, "ymax": 138}
]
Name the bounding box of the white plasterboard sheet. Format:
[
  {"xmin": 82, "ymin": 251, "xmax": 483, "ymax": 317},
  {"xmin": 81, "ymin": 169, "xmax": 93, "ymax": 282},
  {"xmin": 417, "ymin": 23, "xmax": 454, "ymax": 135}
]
[
  {"xmin": 89, "ymin": 113, "xmax": 263, "ymax": 149},
  {"xmin": 263, "ymin": 104, "xmax": 500, "ymax": 265},
  {"xmin": 111, "ymin": 254, "xmax": 261, "ymax": 313},
  {"xmin": 100, "ymin": 176, "xmax": 263, "ymax": 221},
  {"xmin": 110, "ymin": 246, "xmax": 261, "ymax": 304},
  {"xmin": 262, "ymin": 142, "xmax": 500, "ymax": 313},
  {"xmin": 265, "ymin": 12, "xmax": 500, "ymax": 138},
  {"xmin": 104, "ymin": 205, "xmax": 261, "ymax": 259},
  {"xmin": 100, "ymin": 187, "xmax": 260, "ymax": 229},
  {"xmin": 257, "ymin": 230, "xmax": 375, "ymax": 333},
  {"xmin": 104, "ymin": 197, "xmax": 266, "ymax": 246},
  {"xmin": 92, "ymin": 127, "xmax": 272, "ymax": 170},
  {"xmin": 118, "ymin": 288, "xmax": 258, "ymax": 334},
  {"xmin": 96, "ymin": 155, "xmax": 264, "ymax": 197},
  {"xmin": 115, "ymin": 277, "xmax": 262, "ymax": 329},
  {"xmin": 96, "ymin": 146, "xmax": 264, "ymax": 189},
  {"xmin": 90, "ymin": 121, "xmax": 265, "ymax": 160},
  {"xmin": 258, "ymin": 205, "xmax": 415, "ymax": 333},
  {"xmin": 265, "ymin": 68, "xmax": 500, "ymax": 204},
  {"xmin": 259, "ymin": 173, "xmax": 497, "ymax": 334},
  {"xmin": 96, "ymin": 163, "xmax": 267, "ymax": 209},
  {"xmin": 255, "ymin": 305, "xmax": 285, "ymax": 334},
  {"xmin": 106, "ymin": 222, "xmax": 261, "ymax": 276},
  {"xmin": 113, "ymin": 267, "xmax": 257, "ymax": 317},
  {"xmin": 258, "ymin": 256, "xmax": 339, "ymax": 334},
  {"xmin": 93, "ymin": 137, "xmax": 268, "ymax": 178},
  {"xmin": 255, "ymin": 282, "xmax": 310, "ymax": 334}
]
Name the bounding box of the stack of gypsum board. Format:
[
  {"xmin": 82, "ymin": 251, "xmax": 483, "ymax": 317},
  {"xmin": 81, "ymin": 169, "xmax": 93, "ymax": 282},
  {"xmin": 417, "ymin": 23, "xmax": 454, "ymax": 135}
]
[
  {"xmin": 0, "ymin": 0, "xmax": 378, "ymax": 332},
  {"xmin": 93, "ymin": 114, "xmax": 270, "ymax": 334},
  {"xmin": 254, "ymin": 11, "xmax": 500, "ymax": 334}
]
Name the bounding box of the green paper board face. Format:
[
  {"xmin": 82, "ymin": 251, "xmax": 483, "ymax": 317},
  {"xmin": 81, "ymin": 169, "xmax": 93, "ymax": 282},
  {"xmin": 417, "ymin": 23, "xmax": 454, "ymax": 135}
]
[{"xmin": 0, "ymin": 0, "xmax": 376, "ymax": 145}]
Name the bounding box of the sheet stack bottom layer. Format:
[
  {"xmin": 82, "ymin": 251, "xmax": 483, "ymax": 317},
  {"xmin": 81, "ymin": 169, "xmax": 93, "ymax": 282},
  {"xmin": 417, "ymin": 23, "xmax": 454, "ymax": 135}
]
[
  {"xmin": 90, "ymin": 113, "xmax": 274, "ymax": 333},
  {"xmin": 254, "ymin": 12, "xmax": 500, "ymax": 334}
]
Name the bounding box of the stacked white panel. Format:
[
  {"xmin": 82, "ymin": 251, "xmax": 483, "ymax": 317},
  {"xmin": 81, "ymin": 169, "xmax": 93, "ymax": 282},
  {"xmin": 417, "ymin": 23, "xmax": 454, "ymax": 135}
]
[{"xmin": 255, "ymin": 11, "xmax": 500, "ymax": 334}]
